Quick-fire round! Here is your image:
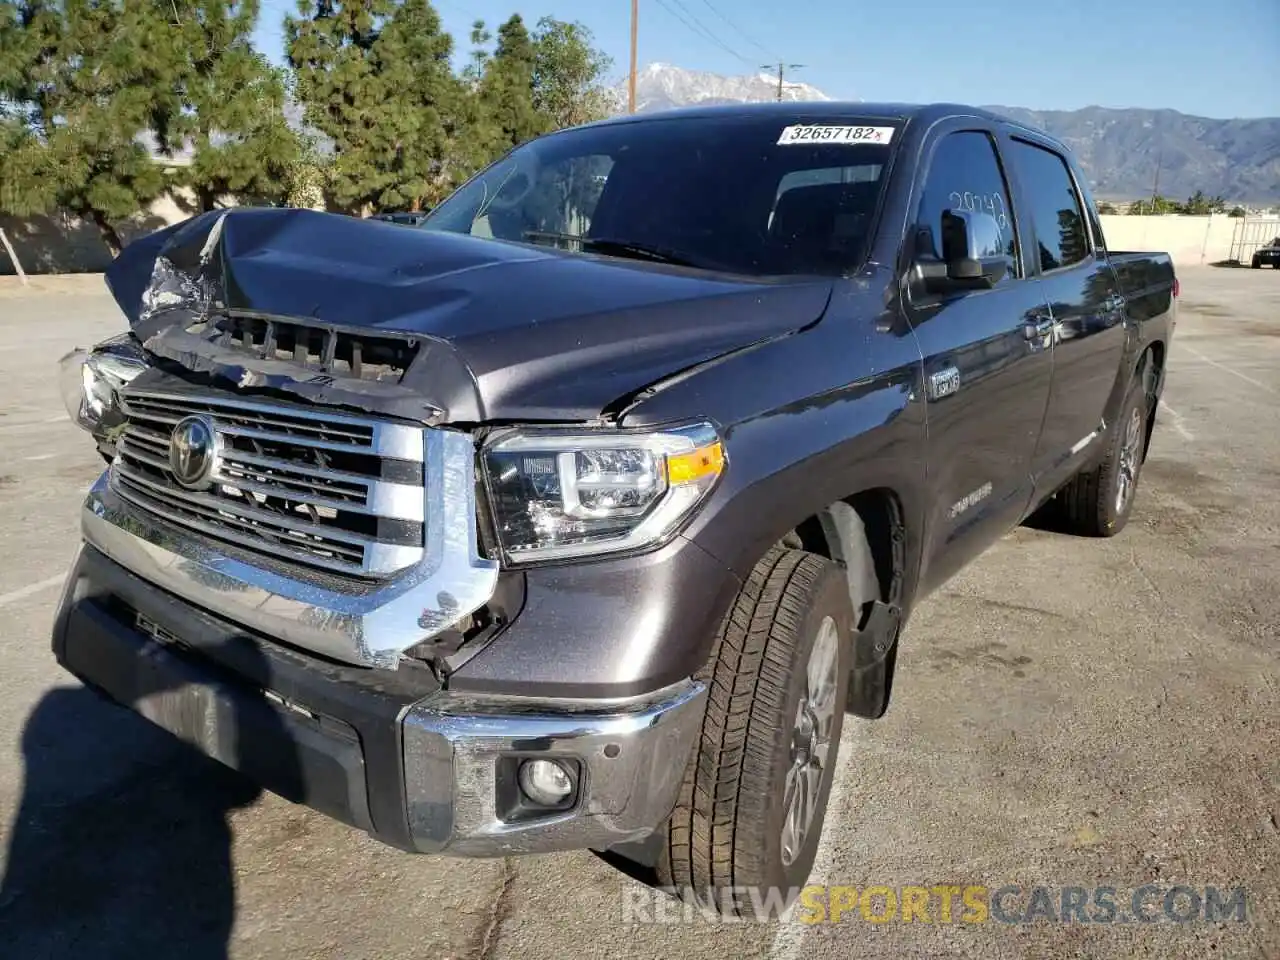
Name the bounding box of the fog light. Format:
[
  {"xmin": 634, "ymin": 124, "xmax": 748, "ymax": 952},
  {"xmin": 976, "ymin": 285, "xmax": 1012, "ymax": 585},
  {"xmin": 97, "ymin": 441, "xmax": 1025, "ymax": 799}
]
[{"xmin": 517, "ymin": 759, "xmax": 574, "ymax": 807}]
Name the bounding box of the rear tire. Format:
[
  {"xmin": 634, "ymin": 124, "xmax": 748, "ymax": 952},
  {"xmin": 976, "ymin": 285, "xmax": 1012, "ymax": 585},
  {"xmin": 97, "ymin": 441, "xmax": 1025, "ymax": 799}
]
[
  {"xmin": 1053, "ymin": 374, "xmax": 1150, "ymax": 537},
  {"xmin": 657, "ymin": 547, "xmax": 855, "ymax": 917}
]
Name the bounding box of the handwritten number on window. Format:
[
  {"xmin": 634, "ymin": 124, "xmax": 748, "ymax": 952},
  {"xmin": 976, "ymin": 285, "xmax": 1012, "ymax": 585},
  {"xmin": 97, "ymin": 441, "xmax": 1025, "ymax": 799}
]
[{"xmin": 948, "ymin": 190, "xmax": 1009, "ymax": 233}]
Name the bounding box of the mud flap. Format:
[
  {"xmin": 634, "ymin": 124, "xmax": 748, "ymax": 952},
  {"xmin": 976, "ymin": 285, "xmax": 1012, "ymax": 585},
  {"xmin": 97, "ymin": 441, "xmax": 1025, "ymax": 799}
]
[
  {"xmin": 1141, "ymin": 353, "xmax": 1161, "ymax": 464},
  {"xmin": 846, "ymin": 599, "xmax": 901, "ymax": 719}
]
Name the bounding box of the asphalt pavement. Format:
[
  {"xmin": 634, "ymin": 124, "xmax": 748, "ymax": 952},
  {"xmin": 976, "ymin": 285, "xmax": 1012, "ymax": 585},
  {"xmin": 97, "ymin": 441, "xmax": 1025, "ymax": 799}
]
[{"xmin": 0, "ymin": 267, "xmax": 1276, "ymax": 959}]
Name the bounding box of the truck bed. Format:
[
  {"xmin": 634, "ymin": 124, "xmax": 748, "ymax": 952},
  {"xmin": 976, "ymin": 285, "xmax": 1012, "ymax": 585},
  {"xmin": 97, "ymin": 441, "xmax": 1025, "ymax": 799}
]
[
  {"xmin": 1109, "ymin": 251, "xmax": 1176, "ymax": 295},
  {"xmin": 1109, "ymin": 251, "xmax": 1177, "ymax": 320}
]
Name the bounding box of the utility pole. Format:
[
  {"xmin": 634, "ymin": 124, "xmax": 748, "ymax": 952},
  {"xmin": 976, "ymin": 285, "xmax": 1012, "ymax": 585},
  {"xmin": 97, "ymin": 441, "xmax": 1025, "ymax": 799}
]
[
  {"xmin": 628, "ymin": 0, "xmax": 639, "ymax": 114},
  {"xmin": 1149, "ymin": 150, "xmax": 1162, "ymax": 214},
  {"xmin": 762, "ymin": 61, "xmax": 805, "ymax": 101}
]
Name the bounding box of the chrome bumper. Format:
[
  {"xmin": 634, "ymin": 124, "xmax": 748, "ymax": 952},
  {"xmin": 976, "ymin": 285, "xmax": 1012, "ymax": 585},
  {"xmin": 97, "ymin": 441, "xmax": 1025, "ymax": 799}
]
[
  {"xmin": 401, "ymin": 680, "xmax": 707, "ymax": 855},
  {"xmin": 56, "ymin": 538, "xmax": 707, "ymax": 859},
  {"xmin": 81, "ymin": 442, "xmax": 499, "ymax": 669}
]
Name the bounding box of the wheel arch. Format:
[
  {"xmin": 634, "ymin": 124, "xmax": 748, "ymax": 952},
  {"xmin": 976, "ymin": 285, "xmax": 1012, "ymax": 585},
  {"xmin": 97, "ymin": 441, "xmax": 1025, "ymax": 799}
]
[
  {"xmin": 789, "ymin": 490, "xmax": 905, "ymax": 612},
  {"xmin": 784, "ymin": 488, "xmax": 908, "ymax": 719}
]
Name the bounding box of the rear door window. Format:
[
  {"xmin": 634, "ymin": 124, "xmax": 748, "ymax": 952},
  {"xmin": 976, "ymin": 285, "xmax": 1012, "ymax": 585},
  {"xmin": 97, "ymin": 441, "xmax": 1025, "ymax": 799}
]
[{"xmin": 1009, "ymin": 140, "xmax": 1092, "ymax": 272}]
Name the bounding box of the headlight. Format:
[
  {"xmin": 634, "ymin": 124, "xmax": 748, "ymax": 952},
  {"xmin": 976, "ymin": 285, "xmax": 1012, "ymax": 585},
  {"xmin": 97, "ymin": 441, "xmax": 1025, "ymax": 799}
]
[
  {"xmin": 58, "ymin": 334, "xmax": 150, "ymax": 431},
  {"xmin": 482, "ymin": 421, "xmax": 726, "ymax": 563}
]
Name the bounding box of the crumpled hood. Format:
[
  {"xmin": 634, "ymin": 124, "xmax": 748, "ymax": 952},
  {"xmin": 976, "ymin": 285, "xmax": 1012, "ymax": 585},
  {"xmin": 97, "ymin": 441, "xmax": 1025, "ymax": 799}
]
[{"xmin": 105, "ymin": 207, "xmax": 833, "ymax": 423}]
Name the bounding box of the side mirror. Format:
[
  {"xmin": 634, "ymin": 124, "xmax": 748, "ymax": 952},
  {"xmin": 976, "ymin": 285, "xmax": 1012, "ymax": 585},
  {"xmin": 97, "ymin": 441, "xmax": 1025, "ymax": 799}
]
[{"xmin": 914, "ymin": 209, "xmax": 1009, "ymax": 294}]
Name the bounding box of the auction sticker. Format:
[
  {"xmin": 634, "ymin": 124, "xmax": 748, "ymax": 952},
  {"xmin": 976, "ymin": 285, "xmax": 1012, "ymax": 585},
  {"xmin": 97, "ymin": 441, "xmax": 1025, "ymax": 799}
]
[{"xmin": 777, "ymin": 124, "xmax": 896, "ymax": 145}]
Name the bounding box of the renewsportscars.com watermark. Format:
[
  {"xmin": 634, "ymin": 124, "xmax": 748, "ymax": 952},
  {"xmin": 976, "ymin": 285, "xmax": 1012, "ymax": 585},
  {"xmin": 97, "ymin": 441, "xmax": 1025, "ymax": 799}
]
[{"xmin": 622, "ymin": 884, "xmax": 1250, "ymax": 925}]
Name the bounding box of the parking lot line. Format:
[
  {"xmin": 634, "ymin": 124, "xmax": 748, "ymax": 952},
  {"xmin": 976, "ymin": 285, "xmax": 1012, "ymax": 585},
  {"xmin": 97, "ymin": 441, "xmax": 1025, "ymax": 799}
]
[
  {"xmin": 769, "ymin": 723, "xmax": 860, "ymax": 957},
  {"xmin": 1179, "ymin": 344, "xmax": 1276, "ymax": 394},
  {"xmin": 1158, "ymin": 401, "xmax": 1194, "ymax": 441},
  {"xmin": 0, "ymin": 574, "xmax": 64, "ymax": 610}
]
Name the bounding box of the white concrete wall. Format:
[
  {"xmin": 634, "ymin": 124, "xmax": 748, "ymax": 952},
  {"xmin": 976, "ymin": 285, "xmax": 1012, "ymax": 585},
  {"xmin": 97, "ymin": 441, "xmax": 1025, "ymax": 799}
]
[
  {"xmin": 1098, "ymin": 214, "xmax": 1249, "ymax": 267},
  {"xmin": 0, "ymin": 193, "xmax": 202, "ymax": 276}
]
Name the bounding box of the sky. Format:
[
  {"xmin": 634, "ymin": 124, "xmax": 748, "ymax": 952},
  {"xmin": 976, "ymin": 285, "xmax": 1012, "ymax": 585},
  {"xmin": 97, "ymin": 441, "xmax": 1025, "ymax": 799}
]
[{"xmin": 254, "ymin": 0, "xmax": 1280, "ymax": 119}]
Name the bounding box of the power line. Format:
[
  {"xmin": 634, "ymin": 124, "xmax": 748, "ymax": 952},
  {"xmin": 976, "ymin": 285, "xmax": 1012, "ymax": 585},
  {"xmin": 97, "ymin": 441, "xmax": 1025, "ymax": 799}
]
[
  {"xmin": 433, "ymin": 0, "xmax": 481, "ymax": 21},
  {"xmin": 761, "ymin": 61, "xmax": 806, "ymax": 101},
  {"xmin": 667, "ymin": 0, "xmax": 753, "ymax": 63},
  {"xmin": 652, "ymin": 0, "xmax": 753, "ymax": 66},
  {"xmin": 695, "ymin": 0, "xmax": 774, "ymax": 58}
]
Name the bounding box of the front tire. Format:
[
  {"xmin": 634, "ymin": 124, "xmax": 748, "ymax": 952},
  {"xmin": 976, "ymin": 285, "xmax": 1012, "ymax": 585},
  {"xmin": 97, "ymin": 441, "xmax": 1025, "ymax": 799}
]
[
  {"xmin": 1054, "ymin": 374, "xmax": 1150, "ymax": 537},
  {"xmin": 657, "ymin": 547, "xmax": 855, "ymax": 916}
]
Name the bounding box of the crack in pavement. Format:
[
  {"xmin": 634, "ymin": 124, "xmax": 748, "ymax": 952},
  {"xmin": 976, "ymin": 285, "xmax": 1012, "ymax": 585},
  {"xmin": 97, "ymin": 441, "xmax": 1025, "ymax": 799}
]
[
  {"xmin": 473, "ymin": 857, "xmax": 518, "ymax": 960},
  {"xmin": 1128, "ymin": 546, "xmax": 1165, "ymax": 602}
]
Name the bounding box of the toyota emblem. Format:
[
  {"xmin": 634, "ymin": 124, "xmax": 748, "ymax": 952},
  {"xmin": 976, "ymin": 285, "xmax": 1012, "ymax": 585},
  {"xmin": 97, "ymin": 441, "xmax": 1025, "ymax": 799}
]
[{"xmin": 168, "ymin": 415, "xmax": 220, "ymax": 490}]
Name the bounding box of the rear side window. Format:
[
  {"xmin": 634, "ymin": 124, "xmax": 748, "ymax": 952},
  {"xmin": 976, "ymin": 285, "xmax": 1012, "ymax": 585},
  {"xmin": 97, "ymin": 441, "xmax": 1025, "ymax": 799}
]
[
  {"xmin": 914, "ymin": 131, "xmax": 1020, "ymax": 281},
  {"xmin": 1010, "ymin": 140, "xmax": 1091, "ymax": 271},
  {"xmin": 775, "ymin": 164, "xmax": 881, "ymax": 198}
]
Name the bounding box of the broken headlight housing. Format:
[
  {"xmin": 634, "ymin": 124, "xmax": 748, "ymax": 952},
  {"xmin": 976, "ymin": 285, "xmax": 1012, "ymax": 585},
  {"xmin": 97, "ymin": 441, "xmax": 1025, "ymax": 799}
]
[
  {"xmin": 58, "ymin": 334, "xmax": 150, "ymax": 432},
  {"xmin": 481, "ymin": 421, "xmax": 725, "ymax": 563}
]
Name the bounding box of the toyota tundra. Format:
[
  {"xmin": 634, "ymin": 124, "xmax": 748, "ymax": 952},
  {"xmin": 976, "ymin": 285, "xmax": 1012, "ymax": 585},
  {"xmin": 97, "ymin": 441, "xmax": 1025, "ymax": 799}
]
[{"xmin": 52, "ymin": 102, "xmax": 1177, "ymax": 913}]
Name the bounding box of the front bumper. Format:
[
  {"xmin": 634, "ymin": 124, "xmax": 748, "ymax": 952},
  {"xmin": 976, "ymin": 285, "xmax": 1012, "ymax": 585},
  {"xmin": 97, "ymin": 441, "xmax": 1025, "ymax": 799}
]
[{"xmin": 53, "ymin": 544, "xmax": 706, "ymax": 856}]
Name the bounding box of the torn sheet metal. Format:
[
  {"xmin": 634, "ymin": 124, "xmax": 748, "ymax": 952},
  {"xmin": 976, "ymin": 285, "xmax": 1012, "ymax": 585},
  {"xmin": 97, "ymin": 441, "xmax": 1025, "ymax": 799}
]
[
  {"xmin": 140, "ymin": 326, "xmax": 454, "ymax": 424},
  {"xmin": 138, "ymin": 210, "xmax": 226, "ymax": 328},
  {"xmin": 105, "ymin": 207, "xmax": 834, "ymax": 423}
]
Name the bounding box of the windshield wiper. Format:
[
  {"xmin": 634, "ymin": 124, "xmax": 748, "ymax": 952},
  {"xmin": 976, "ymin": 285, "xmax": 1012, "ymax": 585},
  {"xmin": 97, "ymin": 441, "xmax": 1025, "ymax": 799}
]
[
  {"xmin": 580, "ymin": 237, "xmax": 708, "ymax": 269},
  {"xmin": 522, "ymin": 230, "xmax": 584, "ymax": 246},
  {"xmin": 520, "ymin": 230, "xmax": 710, "ymax": 270}
]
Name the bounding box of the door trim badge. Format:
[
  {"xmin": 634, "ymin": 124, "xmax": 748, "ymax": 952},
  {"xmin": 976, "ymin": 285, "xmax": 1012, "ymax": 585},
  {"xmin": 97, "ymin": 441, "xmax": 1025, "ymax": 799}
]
[{"xmin": 927, "ymin": 366, "xmax": 961, "ymax": 401}]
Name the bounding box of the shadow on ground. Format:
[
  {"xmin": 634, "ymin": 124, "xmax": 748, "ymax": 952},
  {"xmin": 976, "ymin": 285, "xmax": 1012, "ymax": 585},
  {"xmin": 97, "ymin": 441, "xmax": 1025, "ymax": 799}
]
[
  {"xmin": 0, "ymin": 638, "xmax": 288, "ymax": 959},
  {"xmin": 0, "ymin": 213, "xmax": 169, "ymax": 276}
]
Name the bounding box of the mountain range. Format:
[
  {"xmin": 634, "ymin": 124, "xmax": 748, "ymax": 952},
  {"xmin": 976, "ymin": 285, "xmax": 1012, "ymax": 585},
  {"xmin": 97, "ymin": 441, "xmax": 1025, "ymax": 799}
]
[
  {"xmin": 611, "ymin": 64, "xmax": 1280, "ymax": 203},
  {"xmin": 613, "ymin": 62, "xmax": 831, "ymax": 114}
]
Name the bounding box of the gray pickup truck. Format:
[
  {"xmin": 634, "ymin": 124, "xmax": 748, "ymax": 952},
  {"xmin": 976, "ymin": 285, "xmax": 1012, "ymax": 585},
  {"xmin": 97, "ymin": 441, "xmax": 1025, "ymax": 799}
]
[{"xmin": 54, "ymin": 101, "xmax": 1176, "ymax": 915}]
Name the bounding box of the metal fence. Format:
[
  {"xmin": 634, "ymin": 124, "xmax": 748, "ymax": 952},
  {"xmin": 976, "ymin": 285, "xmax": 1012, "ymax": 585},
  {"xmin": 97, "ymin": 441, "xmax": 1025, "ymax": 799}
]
[{"xmin": 1228, "ymin": 217, "xmax": 1280, "ymax": 264}]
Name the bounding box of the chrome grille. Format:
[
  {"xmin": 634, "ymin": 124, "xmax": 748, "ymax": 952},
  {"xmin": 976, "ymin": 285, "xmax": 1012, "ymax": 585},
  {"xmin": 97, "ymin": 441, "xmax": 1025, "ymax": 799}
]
[{"xmin": 111, "ymin": 390, "xmax": 426, "ymax": 578}]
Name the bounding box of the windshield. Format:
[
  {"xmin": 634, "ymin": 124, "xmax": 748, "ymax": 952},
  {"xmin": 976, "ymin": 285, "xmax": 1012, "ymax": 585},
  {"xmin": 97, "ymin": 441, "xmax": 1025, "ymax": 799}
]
[{"xmin": 420, "ymin": 114, "xmax": 897, "ymax": 277}]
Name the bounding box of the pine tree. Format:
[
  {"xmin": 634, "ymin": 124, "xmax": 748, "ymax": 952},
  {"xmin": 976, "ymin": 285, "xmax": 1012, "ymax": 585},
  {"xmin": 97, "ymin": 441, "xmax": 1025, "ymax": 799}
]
[
  {"xmin": 0, "ymin": 0, "xmax": 188, "ymax": 254},
  {"xmin": 429, "ymin": 20, "xmax": 501, "ymax": 200},
  {"xmin": 372, "ymin": 0, "xmax": 456, "ymax": 211},
  {"xmin": 478, "ymin": 14, "xmax": 545, "ymax": 155},
  {"xmin": 289, "ymin": 0, "xmax": 460, "ymax": 215},
  {"xmin": 461, "ymin": 19, "xmax": 491, "ymax": 85},
  {"xmin": 171, "ymin": 0, "xmax": 300, "ymax": 212},
  {"xmin": 287, "ymin": 0, "xmax": 400, "ymax": 214}
]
